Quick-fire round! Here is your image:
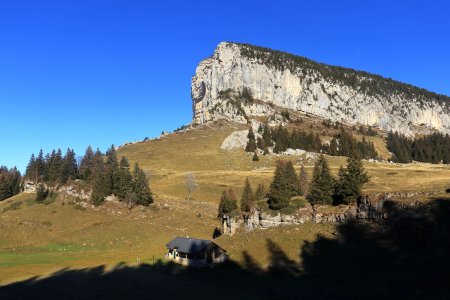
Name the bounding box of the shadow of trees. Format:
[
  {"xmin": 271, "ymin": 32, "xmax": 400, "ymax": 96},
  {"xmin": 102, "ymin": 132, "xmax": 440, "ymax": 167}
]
[{"xmin": 1, "ymin": 198, "xmax": 449, "ymax": 299}]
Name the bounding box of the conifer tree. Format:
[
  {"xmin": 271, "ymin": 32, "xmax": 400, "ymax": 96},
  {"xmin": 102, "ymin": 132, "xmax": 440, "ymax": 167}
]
[
  {"xmin": 105, "ymin": 145, "xmax": 119, "ymax": 196},
  {"xmin": 240, "ymin": 178, "xmax": 255, "ymax": 212},
  {"xmin": 262, "ymin": 122, "xmax": 273, "ymax": 147},
  {"xmin": 47, "ymin": 149, "xmax": 63, "ymax": 185},
  {"xmin": 245, "ymin": 127, "xmax": 257, "ymax": 152},
  {"xmin": 335, "ymin": 154, "xmax": 370, "ymax": 204},
  {"xmin": 35, "ymin": 149, "xmax": 46, "ymax": 182},
  {"xmin": 36, "ymin": 183, "xmax": 49, "ymax": 203},
  {"xmin": 25, "ymin": 154, "xmax": 36, "ymax": 181},
  {"xmin": 79, "ymin": 146, "xmax": 95, "ymax": 181},
  {"xmin": 60, "ymin": 148, "xmax": 78, "ymax": 184},
  {"xmin": 218, "ymin": 189, "xmax": 238, "ymax": 217},
  {"xmin": 268, "ymin": 160, "xmax": 298, "ymax": 209},
  {"xmin": 255, "ymin": 183, "xmax": 267, "ymax": 200},
  {"xmin": 299, "ymin": 163, "xmax": 308, "ymax": 196},
  {"xmin": 252, "ymin": 152, "xmax": 259, "ymax": 161},
  {"xmin": 132, "ymin": 163, "xmax": 153, "ymax": 206},
  {"xmin": 307, "ymin": 155, "xmax": 335, "ymax": 205},
  {"xmin": 114, "ymin": 157, "xmax": 133, "ymax": 201}
]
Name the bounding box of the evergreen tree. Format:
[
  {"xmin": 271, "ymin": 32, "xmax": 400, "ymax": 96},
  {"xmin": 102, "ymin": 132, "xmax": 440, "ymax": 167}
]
[
  {"xmin": 307, "ymin": 155, "xmax": 335, "ymax": 205},
  {"xmin": 60, "ymin": 148, "xmax": 78, "ymax": 184},
  {"xmin": 261, "ymin": 122, "xmax": 273, "ymax": 147},
  {"xmin": 240, "ymin": 178, "xmax": 255, "ymax": 212},
  {"xmin": 0, "ymin": 167, "xmax": 22, "ymax": 201},
  {"xmin": 47, "ymin": 149, "xmax": 63, "ymax": 185},
  {"xmin": 105, "ymin": 145, "xmax": 119, "ymax": 196},
  {"xmin": 299, "ymin": 163, "xmax": 308, "ymax": 196},
  {"xmin": 218, "ymin": 189, "xmax": 238, "ymax": 217},
  {"xmin": 36, "ymin": 183, "xmax": 49, "ymax": 203},
  {"xmin": 252, "ymin": 152, "xmax": 259, "ymax": 161},
  {"xmin": 114, "ymin": 157, "xmax": 133, "ymax": 201},
  {"xmin": 25, "ymin": 154, "xmax": 36, "ymax": 181},
  {"xmin": 35, "ymin": 149, "xmax": 46, "ymax": 182},
  {"xmin": 132, "ymin": 163, "xmax": 153, "ymax": 206},
  {"xmin": 79, "ymin": 146, "xmax": 95, "ymax": 181},
  {"xmin": 335, "ymin": 153, "xmax": 370, "ymax": 204},
  {"xmin": 257, "ymin": 137, "xmax": 265, "ymax": 150},
  {"xmin": 268, "ymin": 160, "xmax": 298, "ymax": 209},
  {"xmin": 255, "ymin": 183, "xmax": 267, "ymax": 200},
  {"xmin": 245, "ymin": 127, "xmax": 257, "ymax": 152}
]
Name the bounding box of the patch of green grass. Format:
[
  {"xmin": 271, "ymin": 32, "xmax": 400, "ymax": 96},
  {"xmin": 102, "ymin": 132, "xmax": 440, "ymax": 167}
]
[{"xmin": 2, "ymin": 201, "xmax": 23, "ymax": 213}]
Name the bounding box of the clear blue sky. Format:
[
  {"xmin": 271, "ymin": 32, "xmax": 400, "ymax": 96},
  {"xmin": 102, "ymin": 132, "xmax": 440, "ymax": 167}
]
[{"xmin": 1, "ymin": 0, "xmax": 449, "ymax": 172}]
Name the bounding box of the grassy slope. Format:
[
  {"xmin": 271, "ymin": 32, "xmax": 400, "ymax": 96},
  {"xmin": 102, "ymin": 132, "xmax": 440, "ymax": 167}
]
[
  {"xmin": 1, "ymin": 119, "xmax": 449, "ymax": 285},
  {"xmin": 118, "ymin": 120, "xmax": 450, "ymax": 202}
]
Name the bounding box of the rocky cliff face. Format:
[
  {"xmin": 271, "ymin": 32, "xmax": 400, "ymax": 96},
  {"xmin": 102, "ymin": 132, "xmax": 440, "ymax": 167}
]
[{"xmin": 192, "ymin": 42, "xmax": 450, "ymax": 135}]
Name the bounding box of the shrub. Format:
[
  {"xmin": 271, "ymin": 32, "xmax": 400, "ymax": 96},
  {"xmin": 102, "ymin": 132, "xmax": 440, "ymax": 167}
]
[
  {"xmin": 36, "ymin": 184, "xmax": 49, "ymax": 203},
  {"xmin": 291, "ymin": 196, "xmax": 307, "ymax": 208},
  {"xmin": 280, "ymin": 205, "xmax": 298, "ymax": 215}
]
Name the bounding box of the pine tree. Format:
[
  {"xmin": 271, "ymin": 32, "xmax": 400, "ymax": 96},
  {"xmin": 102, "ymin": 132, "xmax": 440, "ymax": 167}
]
[
  {"xmin": 47, "ymin": 149, "xmax": 63, "ymax": 185},
  {"xmin": 255, "ymin": 183, "xmax": 267, "ymax": 200},
  {"xmin": 25, "ymin": 154, "xmax": 36, "ymax": 181},
  {"xmin": 36, "ymin": 183, "xmax": 49, "ymax": 203},
  {"xmin": 79, "ymin": 146, "xmax": 95, "ymax": 181},
  {"xmin": 245, "ymin": 127, "xmax": 257, "ymax": 152},
  {"xmin": 268, "ymin": 160, "xmax": 298, "ymax": 209},
  {"xmin": 262, "ymin": 122, "xmax": 273, "ymax": 147},
  {"xmin": 60, "ymin": 148, "xmax": 78, "ymax": 184},
  {"xmin": 114, "ymin": 157, "xmax": 133, "ymax": 201},
  {"xmin": 252, "ymin": 152, "xmax": 259, "ymax": 161},
  {"xmin": 132, "ymin": 163, "xmax": 153, "ymax": 206},
  {"xmin": 105, "ymin": 145, "xmax": 119, "ymax": 196},
  {"xmin": 240, "ymin": 178, "xmax": 255, "ymax": 212},
  {"xmin": 35, "ymin": 149, "xmax": 46, "ymax": 182},
  {"xmin": 307, "ymin": 155, "xmax": 335, "ymax": 205},
  {"xmin": 218, "ymin": 189, "xmax": 238, "ymax": 217},
  {"xmin": 299, "ymin": 163, "xmax": 308, "ymax": 196},
  {"xmin": 335, "ymin": 154, "xmax": 370, "ymax": 204}
]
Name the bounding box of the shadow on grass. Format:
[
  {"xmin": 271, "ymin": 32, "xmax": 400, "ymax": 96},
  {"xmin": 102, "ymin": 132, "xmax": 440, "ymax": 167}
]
[{"xmin": 1, "ymin": 198, "xmax": 450, "ymax": 299}]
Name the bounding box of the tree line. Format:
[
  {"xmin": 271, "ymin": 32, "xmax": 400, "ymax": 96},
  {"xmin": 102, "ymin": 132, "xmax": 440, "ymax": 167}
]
[
  {"xmin": 387, "ymin": 131, "xmax": 450, "ymax": 164},
  {"xmin": 0, "ymin": 166, "xmax": 22, "ymax": 201},
  {"xmin": 25, "ymin": 146, "xmax": 153, "ymax": 207},
  {"xmin": 237, "ymin": 42, "xmax": 450, "ymax": 106},
  {"xmin": 245, "ymin": 124, "xmax": 378, "ymax": 159},
  {"xmin": 218, "ymin": 152, "xmax": 369, "ymax": 218}
]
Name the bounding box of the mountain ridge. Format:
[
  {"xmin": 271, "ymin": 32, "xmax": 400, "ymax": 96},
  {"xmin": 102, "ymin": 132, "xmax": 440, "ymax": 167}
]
[{"xmin": 191, "ymin": 42, "xmax": 450, "ymax": 136}]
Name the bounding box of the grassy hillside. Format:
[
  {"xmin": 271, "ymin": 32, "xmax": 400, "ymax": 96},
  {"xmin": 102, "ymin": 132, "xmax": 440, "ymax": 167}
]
[
  {"xmin": 0, "ymin": 191, "xmax": 337, "ymax": 285},
  {"xmin": 118, "ymin": 120, "xmax": 450, "ymax": 203},
  {"xmin": 1, "ymin": 119, "xmax": 449, "ymax": 287}
]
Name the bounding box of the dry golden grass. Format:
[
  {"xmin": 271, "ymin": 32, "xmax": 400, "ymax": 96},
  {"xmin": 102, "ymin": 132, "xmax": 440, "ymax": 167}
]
[
  {"xmin": 118, "ymin": 122, "xmax": 450, "ymax": 203},
  {"xmin": 1, "ymin": 120, "xmax": 449, "ymax": 285}
]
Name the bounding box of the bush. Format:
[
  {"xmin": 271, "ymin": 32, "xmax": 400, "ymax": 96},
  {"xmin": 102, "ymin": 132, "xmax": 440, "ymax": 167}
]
[
  {"xmin": 36, "ymin": 184, "xmax": 49, "ymax": 203},
  {"xmin": 291, "ymin": 196, "xmax": 307, "ymax": 208},
  {"xmin": 280, "ymin": 205, "xmax": 298, "ymax": 215},
  {"xmin": 446, "ymin": 188, "xmax": 450, "ymax": 194},
  {"xmin": 43, "ymin": 191, "xmax": 57, "ymax": 205}
]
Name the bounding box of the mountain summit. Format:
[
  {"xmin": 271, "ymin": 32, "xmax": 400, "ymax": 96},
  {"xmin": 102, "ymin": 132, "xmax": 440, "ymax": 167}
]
[{"xmin": 191, "ymin": 42, "xmax": 450, "ymax": 135}]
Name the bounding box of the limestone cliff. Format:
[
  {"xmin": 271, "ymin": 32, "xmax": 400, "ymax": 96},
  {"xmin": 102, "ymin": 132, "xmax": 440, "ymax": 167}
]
[{"xmin": 191, "ymin": 42, "xmax": 450, "ymax": 135}]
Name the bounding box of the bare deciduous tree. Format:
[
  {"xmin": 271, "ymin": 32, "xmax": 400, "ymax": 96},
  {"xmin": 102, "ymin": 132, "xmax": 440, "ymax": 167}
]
[{"xmin": 185, "ymin": 172, "xmax": 198, "ymax": 201}]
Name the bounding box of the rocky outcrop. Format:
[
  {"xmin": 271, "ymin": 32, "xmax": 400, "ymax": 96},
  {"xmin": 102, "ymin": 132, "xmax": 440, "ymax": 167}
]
[
  {"xmin": 192, "ymin": 42, "xmax": 450, "ymax": 136},
  {"xmin": 221, "ymin": 193, "xmax": 432, "ymax": 235}
]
